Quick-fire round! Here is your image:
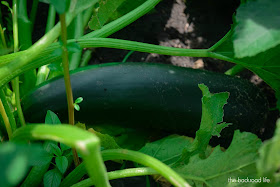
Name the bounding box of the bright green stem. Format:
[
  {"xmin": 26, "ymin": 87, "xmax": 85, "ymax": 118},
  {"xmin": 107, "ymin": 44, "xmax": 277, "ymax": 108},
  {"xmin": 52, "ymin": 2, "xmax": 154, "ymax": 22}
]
[
  {"xmin": 0, "ymin": 97, "xmax": 12, "ymax": 139},
  {"xmin": 0, "ymin": 89, "xmax": 17, "ymax": 132},
  {"xmin": 18, "ymin": 0, "xmax": 32, "ymax": 50},
  {"xmin": 225, "ymin": 64, "xmax": 245, "ymax": 76},
  {"xmin": 59, "ymin": 13, "xmax": 80, "ymax": 167},
  {"xmin": 12, "ymin": 0, "xmax": 19, "ymax": 51},
  {"xmin": 12, "ymin": 124, "xmax": 111, "ymax": 187},
  {"xmin": 80, "ymin": 50, "xmax": 92, "ymax": 67},
  {"xmin": 101, "ymin": 149, "xmax": 190, "ymax": 187},
  {"xmin": 12, "ymin": 77, "xmax": 26, "ymax": 126},
  {"xmin": 0, "ymin": 38, "xmax": 210, "ymax": 87},
  {"xmin": 36, "ymin": 4, "xmax": 56, "ymax": 86},
  {"xmin": 71, "ymin": 167, "xmax": 157, "ymax": 187},
  {"xmin": 63, "ymin": 149, "xmax": 190, "ymax": 187},
  {"xmin": 122, "ymin": 50, "xmax": 134, "ymax": 63},
  {"xmin": 0, "ymin": 24, "xmax": 7, "ymax": 48},
  {"xmin": 83, "ymin": 0, "xmax": 161, "ymax": 39},
  {"xmin": 30, "ymin": 0, "xmax": 39, "ymax": 32}
]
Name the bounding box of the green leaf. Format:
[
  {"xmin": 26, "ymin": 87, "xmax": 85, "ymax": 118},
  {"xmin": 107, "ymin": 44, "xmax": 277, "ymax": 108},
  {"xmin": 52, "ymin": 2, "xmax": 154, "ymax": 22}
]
[
  {"xmin": 89, "ymin": 0, "xmax": 145, "ymax": 30},
  {"xmin": 74, "ymin": 97, "xmax": 83, "ymax": 104},
  {"xmin": 69, "ymin": 0, "xmax": 98, "ymax": 15},
  {"xmin": 139, "ymin": 135, "xmax": 213, "ymax": 166},
  {"xmin": 50, "ymin": 143, "xmax": 62, "ymax": 156},
  {"xmin": 60, "ymin": 143, "xmax": 71, "ymax": 152},
  {"xmin": 88, "ymin": 128, "xmax": 120, "ymax": 150},
  {"xmin": 49, "ymin": 0, "xmax": 70, "ymax": 14},
  {"xmin": 186, "ymin": 84, "xmax": 230, "ymax": 157},
  {"xmin": 211, "ymin": 30, "xmax": 280, "ymax": 94},
  {"xmin": 55, "ymin": 156, "xmax": 68, "ymax": 174},
  {"xmin": 43, "ymin": 168, "xmax": 62, "ymax": 187},
  {"xmin": 45, "ymin": 110, "xmax": 61, "ymax": 124},
  {"xmin": 233, "ymin": 0, "xmax": 280, "ymax": 58},
  {"xmin": 174, "ymin": 131, "xmax": 262, "ymax": 186},
  {"xmin": 74, "ymin": 103, "xmax": 80, "ymax": 111},
  {"xmin": 0, "ymin": 143, "xmax": 51, "ymax": 187},
  {"xmin": 257, "ymin": 119, "xmax": 280, "ymax": 184}
]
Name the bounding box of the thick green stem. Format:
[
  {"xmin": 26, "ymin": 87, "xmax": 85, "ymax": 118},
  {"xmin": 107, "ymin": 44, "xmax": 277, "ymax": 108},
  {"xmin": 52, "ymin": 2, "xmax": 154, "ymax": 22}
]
[
  {"xmin": 59, "ymin": 13, "xmax": 80, "ymax": 167},
  {"xmin": 71, "ymin": 167, "xmax": 157, "ymax": 187}
]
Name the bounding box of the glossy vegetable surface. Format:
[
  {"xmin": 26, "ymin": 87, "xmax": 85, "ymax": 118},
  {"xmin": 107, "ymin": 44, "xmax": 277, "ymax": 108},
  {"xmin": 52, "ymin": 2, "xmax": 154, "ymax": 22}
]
[{"xmin": 22, "ymin": 62, "xmax": 269, "ymax": 137}]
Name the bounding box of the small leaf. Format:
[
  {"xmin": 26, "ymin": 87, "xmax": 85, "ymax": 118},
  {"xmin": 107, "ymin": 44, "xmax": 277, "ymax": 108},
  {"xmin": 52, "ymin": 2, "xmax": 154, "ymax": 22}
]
[
  {"xmin": 74, "ymin": 103, "xmax": 80, "ymax": 111},
  {"xmin": 55, "ymin": 156, "xmax": 68, "ymax": 174},
  {"xmin": 45, "ymin": 110, "xmax": 61, "ymax": 125},
  {"xmin": 50, "ymin": 143, "xmax": 62, "ymax": 156},
  {"xmin": 48, "ymin": 0, "xmax": 70, "ymax": 14},
  {"xmin": 60, "ymin": 143, "xmax": 71, "ymax": 152},
  {"xmin": 75, "ymin": 97, "xmax": 83, "ymax": 104},
  {"xmin": 69, "ymin": 0, "xmax": 99, "ymax": 15},
  {"xmin": 43, "ymin": 169, "xmax": 62, "ymax": 187}
]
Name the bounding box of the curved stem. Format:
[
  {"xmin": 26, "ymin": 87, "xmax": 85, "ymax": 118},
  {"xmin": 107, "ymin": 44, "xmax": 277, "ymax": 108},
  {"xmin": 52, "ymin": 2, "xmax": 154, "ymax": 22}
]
[
  {"xmin": 12, "ymin": 77, "xmax": 26, "ymax": 126},
  {"xmin": 12, "ymin": 124, "xmax": 110, "ymax": 187},
  {"xmin": 71, "ymin": 167, "xmax": 157, "ymax": 187},
  {"xmin": 83, "ymin": 0, "xmax": 161, "ymax": 39}
]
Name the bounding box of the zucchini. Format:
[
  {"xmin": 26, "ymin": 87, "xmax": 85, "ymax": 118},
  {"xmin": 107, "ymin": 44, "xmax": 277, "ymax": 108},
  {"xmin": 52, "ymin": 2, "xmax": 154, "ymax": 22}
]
[{"xmin": 21, "ymin": 62, "xmax": 269, "ymax": 137}]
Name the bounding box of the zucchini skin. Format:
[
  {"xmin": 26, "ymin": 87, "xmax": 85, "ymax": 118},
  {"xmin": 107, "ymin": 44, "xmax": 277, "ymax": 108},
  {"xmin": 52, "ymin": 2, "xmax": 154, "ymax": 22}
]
[{"xmin": 22, "ymin": 62, "xmax": 269, "ymax": 137}]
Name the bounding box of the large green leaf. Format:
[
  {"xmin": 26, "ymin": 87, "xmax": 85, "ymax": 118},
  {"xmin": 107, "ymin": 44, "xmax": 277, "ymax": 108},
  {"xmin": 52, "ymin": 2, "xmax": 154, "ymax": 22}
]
[
  {"xmin": 233, "ymin": 0, "xmax": 280, "ymax": 58},
  {"xmin": 211, "ymin": 30, "xmax": 280, "ymax": 93},
  {"xmin": 174, "ymin": 131, "xmax": 262, "ymax": 187}
]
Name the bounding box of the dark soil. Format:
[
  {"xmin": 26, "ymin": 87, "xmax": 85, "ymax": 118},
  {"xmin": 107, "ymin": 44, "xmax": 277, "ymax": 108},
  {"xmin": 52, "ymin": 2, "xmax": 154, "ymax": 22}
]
[{"xmin": 90, "ymin": 0, "xmax": 279, "ymax": 143}]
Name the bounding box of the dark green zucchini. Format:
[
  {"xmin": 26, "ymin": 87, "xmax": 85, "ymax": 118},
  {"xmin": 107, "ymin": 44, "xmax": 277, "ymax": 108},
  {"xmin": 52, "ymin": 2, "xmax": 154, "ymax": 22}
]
[{"xmin": 21, "ymin": 62, "xmax": 269, "ymax": 137}]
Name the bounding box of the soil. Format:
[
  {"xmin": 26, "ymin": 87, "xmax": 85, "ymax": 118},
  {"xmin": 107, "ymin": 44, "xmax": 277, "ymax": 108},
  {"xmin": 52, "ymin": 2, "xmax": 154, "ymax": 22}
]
[{"xmin": 90, "ymin": 0, "xmax": 279, "ymax": 142}]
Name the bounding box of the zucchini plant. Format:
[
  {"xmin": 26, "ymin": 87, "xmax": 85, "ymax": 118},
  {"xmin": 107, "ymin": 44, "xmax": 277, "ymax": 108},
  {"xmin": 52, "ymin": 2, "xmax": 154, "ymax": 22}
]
[{"xmin": 0, "ymin": 0, "xmax": 279, "ymax": 187}]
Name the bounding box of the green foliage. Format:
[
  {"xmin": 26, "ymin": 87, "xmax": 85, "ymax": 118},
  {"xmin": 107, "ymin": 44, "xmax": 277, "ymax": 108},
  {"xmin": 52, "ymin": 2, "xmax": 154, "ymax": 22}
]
[
  {"xmin": 49, "ymin": 0, "xmax": 70, "ymax": 14},
  {"xmin": 0, "ymin": 143, "xmax": 51, "ymax": 187},
  {"xmin": 44, "ymin": 168, "xmax": 62, "ymax": 187},
  {"xmin": 45, "ymin": 110, "xmax": 61, "ymax": 124},
  {"xmin": 55, "ymin": 156, "xmax": 68, "ymax": 174},
  {"xmin": 89, "ymin": 0, "xmax": 145, "ymax": 30},
  {"xmin": 257, "ymin": 119, "xmax": 280, "ymax": 185},
  {"xmin": 233, "ymin": 0, "xmax": 280, "ymax": 58}
]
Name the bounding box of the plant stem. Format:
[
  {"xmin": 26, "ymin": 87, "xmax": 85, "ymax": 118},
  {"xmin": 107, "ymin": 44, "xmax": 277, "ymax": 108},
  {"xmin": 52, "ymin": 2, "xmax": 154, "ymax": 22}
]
[
  {"xmin": 0, "ymin": 89, "xmax": 17, "ymax": 132},
  {"xmin": 30, "ymin": 0, "xmax": 39, "ymax": 32},
  {"xmin": 12, "ymin": 0, "xmax": 26, "ymax": 127},
  {"xmin": 71, "ymin": 167, "xmax": 157, "ymax": 187},
  {"xmin": 0, "ymin": 97, "xmax": 12, "ymax": 139},
  {"xmin": 59, "ymin": 13, "xmax": 80, "ymax": 167},
  {"xmin": 122, "ymin": 50, "xmax": 134, "ymax": 63},
  {"xmin": 80, "ymin": 50, "xmax": 92, "ymax": 67},
  {"xmin": 0, "ymin": 24, "xmax": 7, "ymax": 48},
  {"xmin": 225, "ymin": 64, "xmax": 245, "ymax": 76}
]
